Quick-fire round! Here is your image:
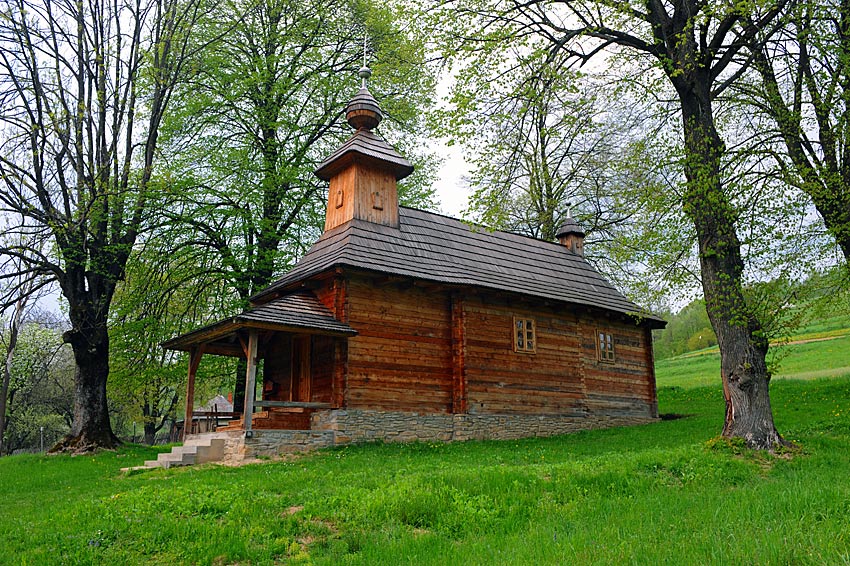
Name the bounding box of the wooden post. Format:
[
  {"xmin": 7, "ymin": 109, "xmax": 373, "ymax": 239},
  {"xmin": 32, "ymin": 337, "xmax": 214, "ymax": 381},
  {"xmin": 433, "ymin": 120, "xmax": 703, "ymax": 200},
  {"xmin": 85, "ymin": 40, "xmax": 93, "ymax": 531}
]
[
  {"xmin": 182, "ymin": 346, "xmax": 205, "ymax": 442},
  {"xmin": 451, "ymin": 292, "xmax": 467, "ymax": 414},
  {"xmin": 243, "ymin": 330, "xmax": 259, "ymax": 435},
  {"xmin": 332, "ymin": 275, "xmax": 348, "ymax": 409},
  {"xmin": 645, "ymin": 326, "xmax": 659, "ymax": 418}
]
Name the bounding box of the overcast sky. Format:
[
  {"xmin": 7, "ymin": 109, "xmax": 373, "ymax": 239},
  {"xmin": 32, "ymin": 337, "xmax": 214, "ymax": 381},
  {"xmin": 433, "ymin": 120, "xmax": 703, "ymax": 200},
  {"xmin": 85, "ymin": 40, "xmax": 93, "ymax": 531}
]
[{"xmin": 433, "ymin": 142, "xmax": 471, "ymax": 217}]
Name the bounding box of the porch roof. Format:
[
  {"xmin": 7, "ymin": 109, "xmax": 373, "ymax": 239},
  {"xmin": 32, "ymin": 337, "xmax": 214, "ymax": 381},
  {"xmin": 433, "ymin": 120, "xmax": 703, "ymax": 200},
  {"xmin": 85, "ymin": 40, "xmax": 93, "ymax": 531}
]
[{"xmin": 162, "ymin": 291, "xmax": 356, "ymax": 355}]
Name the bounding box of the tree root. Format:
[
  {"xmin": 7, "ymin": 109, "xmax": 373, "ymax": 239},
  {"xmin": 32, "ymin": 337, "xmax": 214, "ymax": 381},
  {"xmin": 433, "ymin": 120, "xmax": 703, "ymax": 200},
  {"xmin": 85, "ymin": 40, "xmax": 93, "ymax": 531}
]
[{"xmin": 49, "ymin": 431, "xmax": 121, "ymax": 454}]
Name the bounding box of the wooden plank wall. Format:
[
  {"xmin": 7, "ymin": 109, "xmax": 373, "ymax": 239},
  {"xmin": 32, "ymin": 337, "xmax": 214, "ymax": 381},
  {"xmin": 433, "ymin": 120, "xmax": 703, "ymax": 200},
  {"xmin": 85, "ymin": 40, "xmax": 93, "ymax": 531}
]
[
  {"xmin": 310, "ymin": 335, "xmax": 335, "ymax": 403},
  {"xmin": 311, "ymin": 279, "xmax": 347, "ymax": 408},
  {"xmin": 263, "ymin": 334, "xmax": 292, "ymax": 401},
  {"xmin": 463, "ymin": 295, "xmax": 585, "ymax": 415},
  {"xmin": 345, "ymin": 277, "xmax": 453, "ymax": 412},
  {"xmin": 324, "ymin": 164, "xmax": 399, "ymax": 231},
  {"xmin": 579, "ymin": 316, "xmax": 656, "ymax": 413}
]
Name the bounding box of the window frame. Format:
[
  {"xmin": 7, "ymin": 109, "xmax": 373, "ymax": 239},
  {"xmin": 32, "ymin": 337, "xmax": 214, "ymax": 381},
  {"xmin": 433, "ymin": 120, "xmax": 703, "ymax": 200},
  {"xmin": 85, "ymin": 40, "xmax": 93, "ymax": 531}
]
[
  {"xmin": 513, "ymin": 316, "xmax": 536, "ymax": 354},
  {"xmin": 597, "ymin": 329, "xmax": 615, "ymax": 363}
]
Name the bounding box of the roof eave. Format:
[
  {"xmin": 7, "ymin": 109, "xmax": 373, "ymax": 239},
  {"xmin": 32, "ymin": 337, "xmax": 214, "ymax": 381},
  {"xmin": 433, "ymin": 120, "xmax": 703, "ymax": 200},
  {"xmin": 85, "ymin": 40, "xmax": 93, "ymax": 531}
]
[
  {"xmin": 161, "ymin": 316, "xmax": 357, "ymax": 353},
  {"xmin": 314, "ymin": 148, "xmax": 414, "ymax": 181}
]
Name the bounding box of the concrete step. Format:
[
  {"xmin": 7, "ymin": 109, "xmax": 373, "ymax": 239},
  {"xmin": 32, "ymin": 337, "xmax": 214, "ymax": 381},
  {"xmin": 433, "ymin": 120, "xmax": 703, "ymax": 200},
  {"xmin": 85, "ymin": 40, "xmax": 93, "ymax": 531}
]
[
  {"xmin": 194, "ymin": 438, "xmax": 225, "ymax": 464},
  {"xmin": 127, "ymin": 436, "xmax": 227, "ymax": 472},
  {"xmin": 155, "ymin": 446, "xmax": 197, "ymax": 469}
]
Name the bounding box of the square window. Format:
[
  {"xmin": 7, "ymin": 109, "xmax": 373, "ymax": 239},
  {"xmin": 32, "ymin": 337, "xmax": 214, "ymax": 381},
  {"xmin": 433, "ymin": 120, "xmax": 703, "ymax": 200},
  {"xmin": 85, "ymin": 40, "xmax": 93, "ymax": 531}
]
[{"xmin": 514, "ymin": 317, "xmax": 536, "ymax": 353}]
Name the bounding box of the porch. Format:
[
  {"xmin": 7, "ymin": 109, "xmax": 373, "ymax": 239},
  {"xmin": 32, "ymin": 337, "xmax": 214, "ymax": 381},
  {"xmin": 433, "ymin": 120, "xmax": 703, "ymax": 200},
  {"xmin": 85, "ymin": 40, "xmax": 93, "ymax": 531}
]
[{"xmin": 160, "ymin": 292, "xmax": 357, "ymax": 441}]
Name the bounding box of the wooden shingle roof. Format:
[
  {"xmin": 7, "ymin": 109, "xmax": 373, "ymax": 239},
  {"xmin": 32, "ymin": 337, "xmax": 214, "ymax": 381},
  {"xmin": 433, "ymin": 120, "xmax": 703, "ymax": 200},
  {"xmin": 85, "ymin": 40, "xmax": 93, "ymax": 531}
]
[
  {"xmin": 314, "ymin": 129, "xmax": 413, "ymax": 181},
  {"xmin": 254, "ymin": 208, "xmax": 664, "ymax": 327},
  {"xmin": 237, "ymin": 292, "xmax": 355, "ymax": 334},
  {"xmin": 162, "ymin": 292, "xmax": 357, "ymax": 353}
]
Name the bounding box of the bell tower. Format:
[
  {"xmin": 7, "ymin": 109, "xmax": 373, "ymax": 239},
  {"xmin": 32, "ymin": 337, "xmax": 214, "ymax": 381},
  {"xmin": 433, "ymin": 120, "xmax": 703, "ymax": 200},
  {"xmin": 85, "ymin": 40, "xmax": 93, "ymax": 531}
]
[
  {"xmin": 315, "ymin": 63, "xmax": 413, "ymax": 231},
  {"xmin": 555, "ymin": 215, "xmax": 586, "ymax": 256}
]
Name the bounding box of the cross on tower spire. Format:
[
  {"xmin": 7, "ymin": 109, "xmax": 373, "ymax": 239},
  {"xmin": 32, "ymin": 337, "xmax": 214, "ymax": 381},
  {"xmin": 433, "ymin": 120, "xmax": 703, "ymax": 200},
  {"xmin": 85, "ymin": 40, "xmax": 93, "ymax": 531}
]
[{"xmin": 359, "ymin": 35, "xmax": 371, "ymax": 89}]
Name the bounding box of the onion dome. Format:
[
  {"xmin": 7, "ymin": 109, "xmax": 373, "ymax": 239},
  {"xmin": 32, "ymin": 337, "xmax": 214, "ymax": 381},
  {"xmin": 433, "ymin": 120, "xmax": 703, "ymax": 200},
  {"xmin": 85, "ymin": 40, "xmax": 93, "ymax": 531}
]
[
  {"xmin": 555, "ymin": 216, "xmax": 586, "ymax": 239},
  {"xmin": 346, "ymin": 65, "xmax": 383, "ymax": 130}
]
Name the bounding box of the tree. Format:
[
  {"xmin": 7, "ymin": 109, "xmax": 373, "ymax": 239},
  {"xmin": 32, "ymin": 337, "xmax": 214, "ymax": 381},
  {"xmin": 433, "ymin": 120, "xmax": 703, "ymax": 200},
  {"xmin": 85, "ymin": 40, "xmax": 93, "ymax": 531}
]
[
  {"xmin": 108, "ymin": 243, "xmax": 235, "ymax": 444},
  {"xmin": 441, "ymin": 49, "xmax": 689, "ymax": 310},
  {"xmin": 0, "ymin": 252, "xmax": 41, "ymax": 454},
  {"xmin": 744, "ymin": 0, "xmax": 850, "ymax": 264},
  {"xmin": 0, "ymin": 314, "xmax": 72, "ymax": 454},
  {"xmin": 0, "ymin": 0, "xmax": 204, "ymax": 451},
  {"xmin": 443, "ymin": 44, "xmax": 663, "ymax": 239},
  {"xmin": 437, "ymin": 0, "xmax": 791, "ymax": 448},
  {"xmin": 155, "ymin": 0, "xmax": 438, "ymax": 411}
]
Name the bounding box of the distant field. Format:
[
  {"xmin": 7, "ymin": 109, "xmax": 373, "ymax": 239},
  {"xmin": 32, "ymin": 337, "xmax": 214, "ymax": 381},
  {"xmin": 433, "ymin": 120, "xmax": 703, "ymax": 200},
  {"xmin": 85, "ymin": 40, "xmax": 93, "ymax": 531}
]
[
  {"xmin": 1, "ymin": 376, "xmax": 849, "ymax": 564},
  {"xmin": 656, "ymin": 331, "xmax": 850, "ymax": 389}
]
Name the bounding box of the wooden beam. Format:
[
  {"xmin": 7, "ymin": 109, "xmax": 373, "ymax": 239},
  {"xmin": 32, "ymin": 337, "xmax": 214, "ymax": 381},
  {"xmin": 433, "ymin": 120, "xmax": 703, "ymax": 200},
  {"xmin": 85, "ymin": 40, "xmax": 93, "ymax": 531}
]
[
  {"xmin": 243, "ymin": 330, "xmax": 259, "ymax": 435},
  {"xmin": 333, "ymin": 276, "xmax": 348, "ymax": 322},
  {"xmin": 451, "ymin": 292, "xmax": 468, "ymax": 414},
  {"xmin": 254, "ymin": 401, "xmax": 332, "ymax": 409},
  {"xmin": 237, "ymin": 334, "xmax": 250, "ymax": 359},
  {"xmin": 196, "ymin": 342, "xmax": 244, "ymax": 358},
  {"xmin": 182, "ymin": 345, "xmax": 205, "ymax": 441},
  {"xmin": 332, "ymin": 339, "xmax": 347, "ymax": 409},
  {"xmin": 645, "ymin": 326, "xmax": 658, "ymax": 418}
]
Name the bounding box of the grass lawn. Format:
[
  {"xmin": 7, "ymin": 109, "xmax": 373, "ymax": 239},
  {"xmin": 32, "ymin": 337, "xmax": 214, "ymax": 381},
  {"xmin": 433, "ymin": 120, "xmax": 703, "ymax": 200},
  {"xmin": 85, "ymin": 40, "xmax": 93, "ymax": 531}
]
[
  {"xmin": 656, "ymin": 333, "xmax": 850, "ymax": 389},
  {"xmin": 1, "ymin": 364, "xmax": 849, "ymax": 563}
]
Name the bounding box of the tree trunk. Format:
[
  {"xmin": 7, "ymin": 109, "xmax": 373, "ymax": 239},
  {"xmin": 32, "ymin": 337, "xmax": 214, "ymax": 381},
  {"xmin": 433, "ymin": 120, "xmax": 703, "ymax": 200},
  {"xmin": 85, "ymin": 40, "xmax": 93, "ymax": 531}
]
[
  {"xmin": 0, "ymin": 347, "xmax": 12, "ymax": 456},
  {"xmin": 141, "ymin": 401, "xmax": 156, "ymax": 445},
  {"xmin": 232, "ymin": 357, "xmax": 248, "ymax": 414},
  {"xmin": 0, "ymin": 333, "xmax": 15, "ymax": 456},
  {"xmin": 678, "ymin": 84, "xmax": 785, "ymax": 450},
  {"xmin": 51, "ymin": 318, "xmax": 119, "ymax": 453},
  {"xmin": 0, "ymin": 291, "xmax": 30, "ymax": 456},
  {"xmin": 144, "ymin": 422, "xmax": 157, "ymax": 446}
]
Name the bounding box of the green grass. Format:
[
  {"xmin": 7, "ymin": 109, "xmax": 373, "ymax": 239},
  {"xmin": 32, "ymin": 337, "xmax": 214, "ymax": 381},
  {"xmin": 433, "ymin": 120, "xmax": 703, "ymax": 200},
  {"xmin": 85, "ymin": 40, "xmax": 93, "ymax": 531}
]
[
  {"xmin": 2, "ymin": 372, "xmax": 850, "ymax": 564},
  {"xmin": 657, "ymin": 333, "xmax": 850, "ymax": 389}
]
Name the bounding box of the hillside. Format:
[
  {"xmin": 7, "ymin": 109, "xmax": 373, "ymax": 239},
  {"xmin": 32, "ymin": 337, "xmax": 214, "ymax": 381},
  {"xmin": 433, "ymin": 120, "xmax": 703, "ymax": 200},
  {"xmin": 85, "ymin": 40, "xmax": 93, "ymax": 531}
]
[{"xmin": 1, "ymin": 371, "xmax": 849, "ymax": 564}]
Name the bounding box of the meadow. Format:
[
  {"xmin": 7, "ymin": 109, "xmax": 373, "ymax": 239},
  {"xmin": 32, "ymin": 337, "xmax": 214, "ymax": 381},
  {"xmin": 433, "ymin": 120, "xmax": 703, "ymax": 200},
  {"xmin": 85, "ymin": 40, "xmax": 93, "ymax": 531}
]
[{"xmin": 1, "ymin": 338, "xmax": 849, "ymax": 564}]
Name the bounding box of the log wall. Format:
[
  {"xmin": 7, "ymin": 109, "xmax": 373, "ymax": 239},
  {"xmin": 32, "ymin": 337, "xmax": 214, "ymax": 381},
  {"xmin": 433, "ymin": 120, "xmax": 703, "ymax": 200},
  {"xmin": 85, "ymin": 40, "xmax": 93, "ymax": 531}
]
[
  {"xmin": 261, "ymin": 332, "xmax": 335, "ymax": 404},
  {"xmin": 580, "ymin": 317, "xmax": 658, "ymax": 418},
  {"xmin": 310, "ymin": 335, "xmax": 335, "ymax": 404},
  {"xmin": 267, "ymin": 275, "xmax": 656, "ymax": 421},
  {"xmin": 344, "ymin": 277, "xmax": 453, "ymax": 412},
  {"xmin": 462, "ymin": 295, "xmax": 586, "ymax": 415}
]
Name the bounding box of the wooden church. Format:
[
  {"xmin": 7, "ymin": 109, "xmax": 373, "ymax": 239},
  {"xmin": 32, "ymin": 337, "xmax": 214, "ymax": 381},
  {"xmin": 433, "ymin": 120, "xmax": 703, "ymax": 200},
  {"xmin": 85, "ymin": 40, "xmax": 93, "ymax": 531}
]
[{"xmin": 163, "ymin": 68, "xmax": 665, "ymax": 458}]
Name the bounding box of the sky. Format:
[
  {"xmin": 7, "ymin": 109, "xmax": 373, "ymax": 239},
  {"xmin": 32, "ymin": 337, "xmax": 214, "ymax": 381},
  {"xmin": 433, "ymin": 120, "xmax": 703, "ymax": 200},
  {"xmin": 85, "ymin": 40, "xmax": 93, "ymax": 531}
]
[{"xmin": 433, "ymin": 142, "xmax": 471, "ymax": 217}]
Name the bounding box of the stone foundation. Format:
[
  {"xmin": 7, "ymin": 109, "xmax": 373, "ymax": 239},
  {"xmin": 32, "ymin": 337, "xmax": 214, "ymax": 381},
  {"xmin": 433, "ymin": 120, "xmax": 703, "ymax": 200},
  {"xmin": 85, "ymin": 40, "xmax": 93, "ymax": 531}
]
[
  {"xmin": 312, "ymin": 409, "xmax": 657, "ymax": 444},
  {"xmin": 193, "ymin": 408, "xmax": 657, "ymax": 462},
  {"xmin": 187, "ymin": 429, "xmax": 335, "ymax": 463}
]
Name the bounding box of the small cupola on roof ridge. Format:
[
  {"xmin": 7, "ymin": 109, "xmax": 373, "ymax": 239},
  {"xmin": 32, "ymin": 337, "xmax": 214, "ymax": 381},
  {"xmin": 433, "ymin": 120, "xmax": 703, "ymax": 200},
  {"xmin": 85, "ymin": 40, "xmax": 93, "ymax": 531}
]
[
  {"xmin": 556, "ymin": 208, "xmax": 586, "ymax": 256},
  {"xmin": 316, "ymin": 61, "xmax": 413, "ymax": 232}
]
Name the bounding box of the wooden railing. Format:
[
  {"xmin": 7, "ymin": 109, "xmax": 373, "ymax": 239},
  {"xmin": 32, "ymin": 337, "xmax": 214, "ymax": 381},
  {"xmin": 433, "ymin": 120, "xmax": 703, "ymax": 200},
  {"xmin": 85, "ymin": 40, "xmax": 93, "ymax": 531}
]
[{"xmin": 252, "ymin": 401, "xmax": 332, "ymax": 409}]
